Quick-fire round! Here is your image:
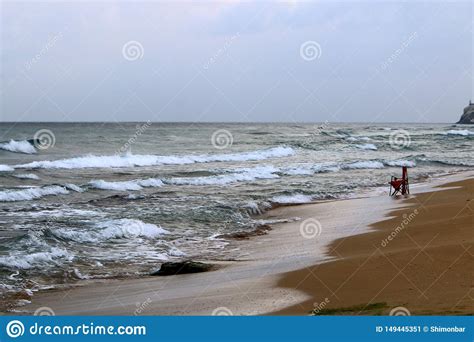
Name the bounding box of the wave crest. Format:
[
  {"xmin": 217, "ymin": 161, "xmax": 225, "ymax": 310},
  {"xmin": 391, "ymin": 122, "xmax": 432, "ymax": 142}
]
[
  {"xmin": 0, "ymin": 140, "xmax": 36, "ymax": 154},
  {"xmin": 52, "ymin": 219, "xmax": 169, "ymax": 243},
  {"xmin": 16, "ymin": 146, "xmax": 296, "ymax": 170},
  {"xmin": 0, "ymin": 186, "xmax": 69, "ymax": 202}
]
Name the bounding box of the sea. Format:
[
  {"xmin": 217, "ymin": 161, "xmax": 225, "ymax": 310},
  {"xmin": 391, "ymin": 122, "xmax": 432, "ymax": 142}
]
[{"xmin": 0, "ymin": 122, "xmax": 472, "ymax": 304}]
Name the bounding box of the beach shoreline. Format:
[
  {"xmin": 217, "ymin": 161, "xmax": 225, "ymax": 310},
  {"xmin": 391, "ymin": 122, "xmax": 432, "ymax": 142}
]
[{"xmin": 4, "ymin": 171, "xmax": 473, "ymax": 315}]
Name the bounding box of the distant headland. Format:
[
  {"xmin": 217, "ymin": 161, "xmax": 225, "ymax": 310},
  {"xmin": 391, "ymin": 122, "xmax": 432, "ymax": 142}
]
[{"xmin": 457, "ymin": 101, "xmax": 474, "ymax": 124}]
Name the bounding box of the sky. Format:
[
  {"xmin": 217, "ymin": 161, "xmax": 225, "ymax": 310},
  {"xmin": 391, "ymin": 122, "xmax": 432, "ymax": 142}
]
[{"xmin": 0, "ymin": 0, "xmax": 472, "ymax": 123}]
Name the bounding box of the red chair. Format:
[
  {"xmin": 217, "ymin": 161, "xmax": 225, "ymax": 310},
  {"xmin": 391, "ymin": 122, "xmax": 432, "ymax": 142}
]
[{"xmin": 389, "ymin": 166, "xmax": 409, "ymax": 196}]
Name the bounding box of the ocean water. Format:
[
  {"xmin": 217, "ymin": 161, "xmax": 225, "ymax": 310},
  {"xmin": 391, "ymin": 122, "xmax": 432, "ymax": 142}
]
[{"xmin": 0, "ymin": 122, "xmax": 472, "ymax": 302}]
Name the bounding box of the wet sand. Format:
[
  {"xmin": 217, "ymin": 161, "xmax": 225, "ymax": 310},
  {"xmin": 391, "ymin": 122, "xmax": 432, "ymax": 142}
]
[{"xmin": 11, "ymin": 172, "xmax": 474, "ymax": 315}]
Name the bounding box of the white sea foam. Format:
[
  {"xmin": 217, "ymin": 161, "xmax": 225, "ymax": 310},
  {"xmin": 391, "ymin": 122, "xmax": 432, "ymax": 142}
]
[
  {"xmin": 24, "ymin": 208, "xmax": 103, "ymax": 218},
  {"xmin": 167, "ymin": 166, "xmax": 279, "ymax": 186},
  {"xmin": 347, "ymin": 136, "xmax": 372, "ymax": 142},
  {"xmin": 0, "ymin": 140, "xmax": 36, "ymax": 154},
  {"xmin": 343, "ymin": 161, "xmax": 385, "ymax": 169},
  {"xmin": 16, "ymin": 146, "xmax": 296, "ymax": 170},
  {"xmin": 168, "ymin": 247, "xmax": 186, "ymax": 257},
  {"xmin": 13, "ymin": 173, "xmax": 40, "ymax": 180},
  {"xmin": 64, "ymin": 183, "xmax": 84, "ymax": 192},
  {"xmin": 53, "ymin": 219, "xmax": 169, "ymax": 243},
  {"xmin": 136, "ymin": 178, "xmax": 164, "ymax": 187},
  {"xmin": 445, "ymin": 129, "xmax": 473, "ymax": 136},
  {"xmin": 0, "ymin": 186, "xmax": 69, "ymax": 202},
  {"xmin": 256, "ymin": 217, "xmax": 301, "ymax": 224},
  {"xmin": 281, "ymin": 166, "xmax": 314, "ymax": 175},
  {"xmin": 0, "ymin": 247, "xmax": 72, "ymax": 269},
  {"xmin": 89, "ymin": 178, "xmax": 164, "ymax": 191},
  {"xmin": 384, "ymin": 159, "xmax": 416, "ymax": 167},
  {"xmin": 89, "ymin": 180, "xmax": 143, "ymax": 191},
  {"xmin": 0, "ymin": 165, "xmax": 14, "ymax": 172},
  {"xmin": 271, "ymin": 194, "xmax": 314, "ymax": 204},
  {"xmin": 282, "ymin": 163, "xmax": 340, "ymax": 176},
  {"xmin": 355, "ymin": 143, "xmax": 377, "ymax": 150}
]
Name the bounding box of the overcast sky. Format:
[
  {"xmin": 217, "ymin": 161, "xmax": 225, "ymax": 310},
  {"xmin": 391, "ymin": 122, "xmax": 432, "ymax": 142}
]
[{"xmin": 0, "ymin": 1, "xmax": 472, "ymax": 123}]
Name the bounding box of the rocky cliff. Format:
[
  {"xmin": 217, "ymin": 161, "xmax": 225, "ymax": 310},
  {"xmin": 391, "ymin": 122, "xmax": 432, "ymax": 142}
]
[{"xmin": 457, "ymin": 102, "xmax": 474, "ymax": 124}]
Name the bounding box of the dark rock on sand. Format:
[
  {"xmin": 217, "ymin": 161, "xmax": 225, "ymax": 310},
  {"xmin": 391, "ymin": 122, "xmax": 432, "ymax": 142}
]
[
  {"xmin": 151, "ymin": 260, "xmax": 213, "ymax": 276},
  {"xmin": 216, "ymin": 224, "xmax": 272, "ymax": 240},
  {"xmin": 457, "ymin": 101, "xmax": 474, "ymax": 124}
]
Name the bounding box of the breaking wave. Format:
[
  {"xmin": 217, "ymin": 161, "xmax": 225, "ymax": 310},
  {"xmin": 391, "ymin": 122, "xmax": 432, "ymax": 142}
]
[
  {"xmin": 52, "ymin": 219, "xmax": 169, "ymax": 243},
  {"xmin": 0, "ymin": 140, "xmax": 36, "ymax": 154},
  {"xmin": 166, "ymin": 166, "xmax": 279, "ymax": 186},
  {"xmin": 89, "ymin": 178, "xmax": 164, "ymax": 191},
  {"xmin": 89, "ymin": 166, "xmax": 279, "ymax": 190},
  {"xmin": 444, "ymin": 129, "xmax": 473, "ymax": 136},
  {"xmin": 16, "ymin": 146, "xmax": 296, "ymax": 170},
  {"xmin": 271, "ymin": 194, "xmax": 314, "ymax": 204},
  {"xmin": 13, "ymin": 173, "xmax": 40, "ymax": 180},
  {"xmin": 0, "ymin": 247, "xmax": 72, "ymax": 270},
  {"xmin": 0, "ymin": 165, "xmax": 14, "ymax": 172},
  {"xmin": 0, "ymin": 185, "xmax": 69, "ymax": 202},
  {"xmin": 343, "ymin": 161, "xmax": 385, "ymax": 169},
  {"xmin": 346, "ymin": 136, "xmax": 372, "ymax": 142},
  {"xmin": 383, "ymin": 159, "xmax": 416, "ymax": 167},
  {"xmin": 355, "ymin": 143, "xmax": 377, "ymax": 150}
]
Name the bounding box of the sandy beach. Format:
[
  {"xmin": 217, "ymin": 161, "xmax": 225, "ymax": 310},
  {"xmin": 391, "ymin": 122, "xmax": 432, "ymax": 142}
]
[
  {"xmin": 275, "ymin": 175, "xmax": 474, "ymax": 315},
  {"xmin": 9, "ymin": 172, "xmax": 473, "ymax": 316}
]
